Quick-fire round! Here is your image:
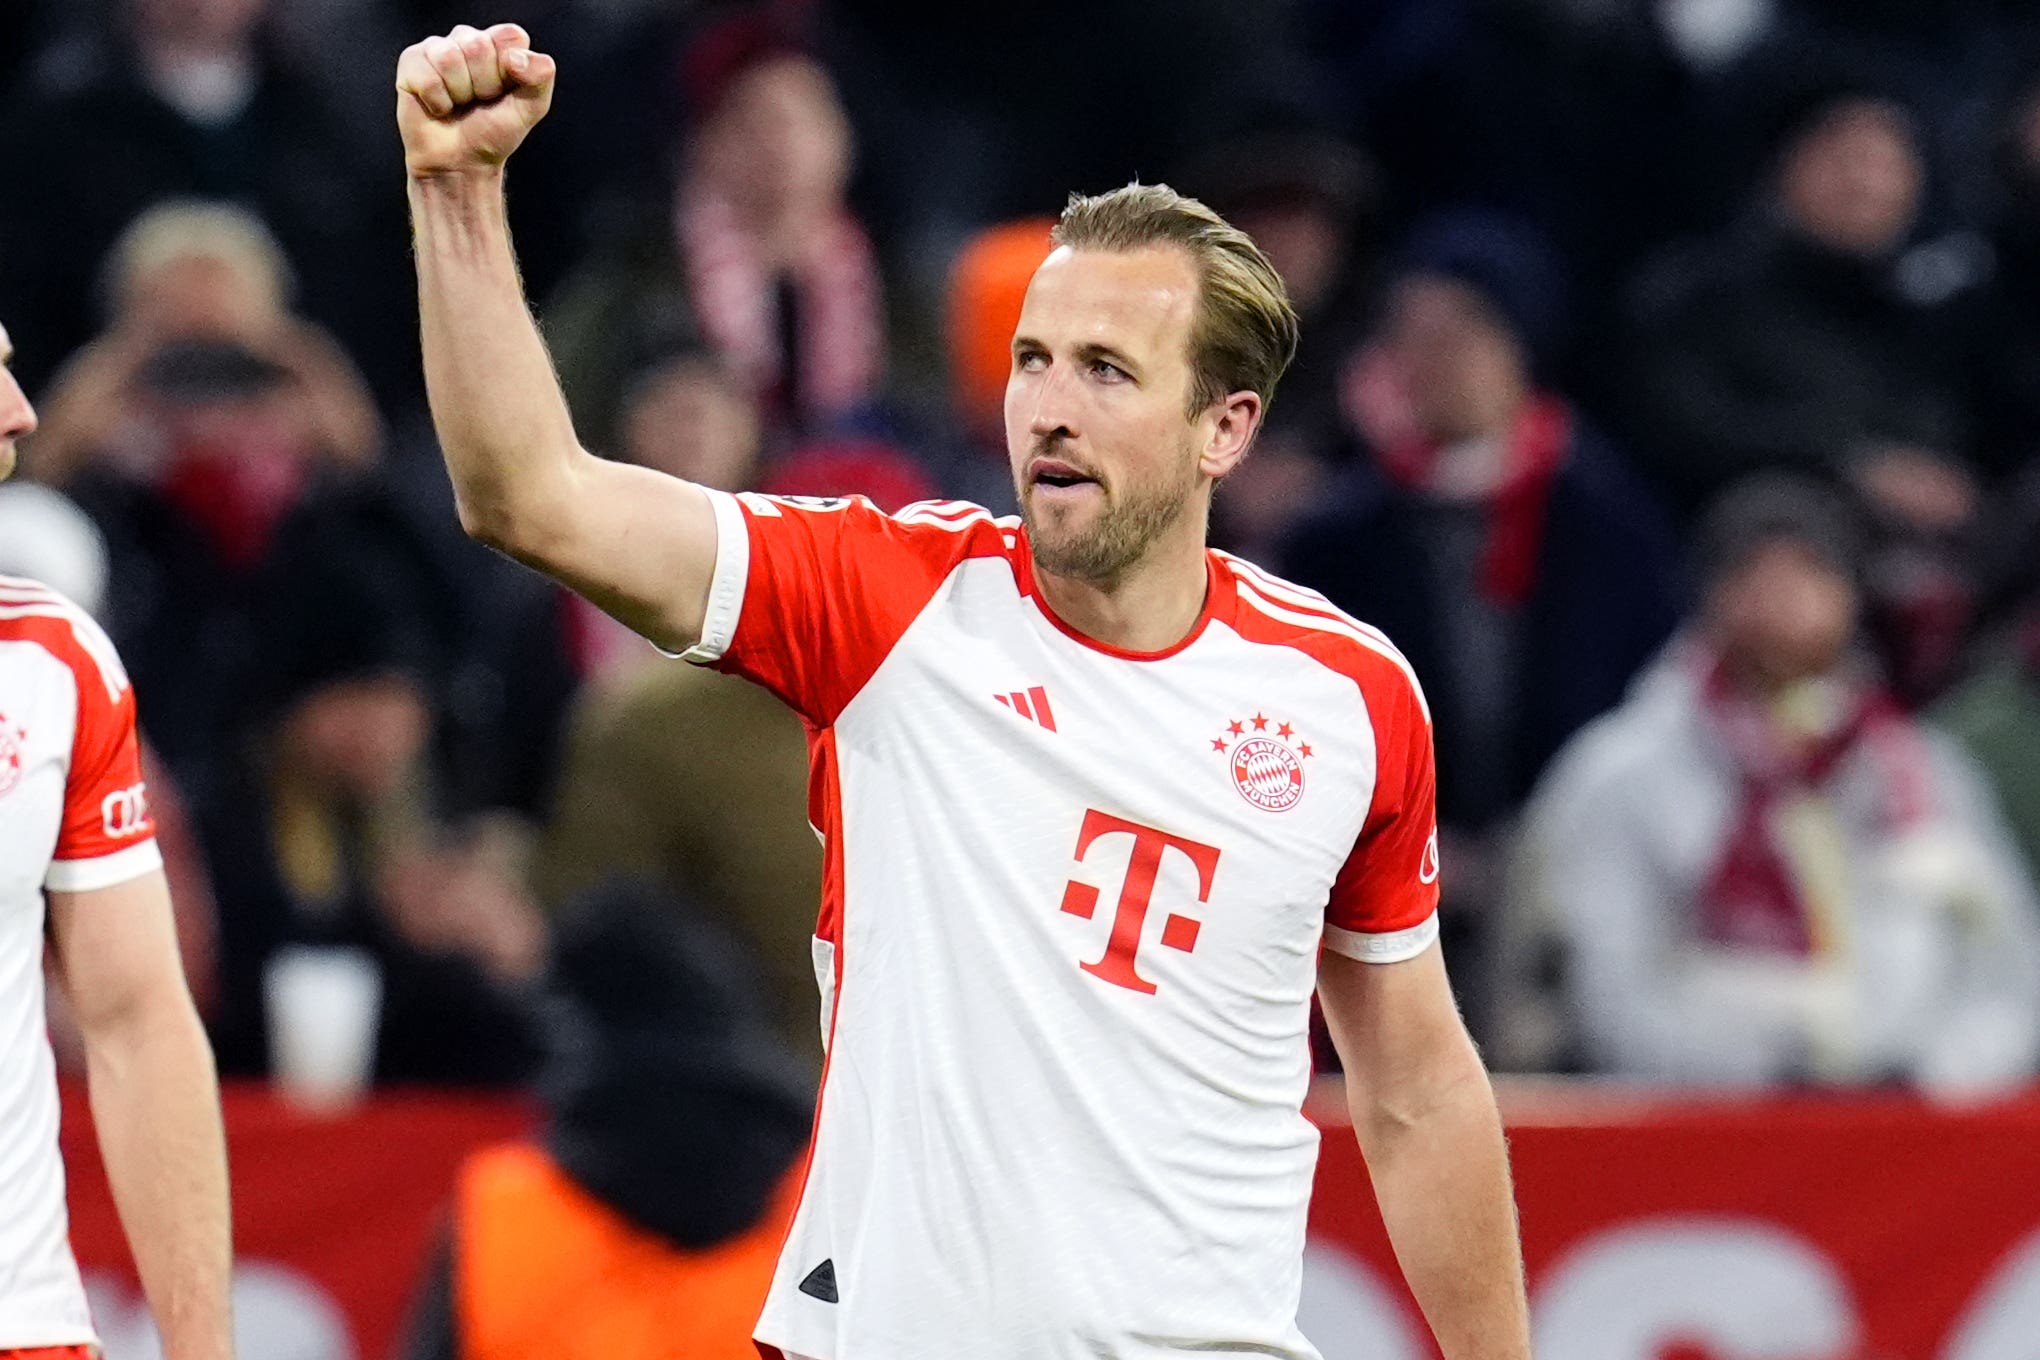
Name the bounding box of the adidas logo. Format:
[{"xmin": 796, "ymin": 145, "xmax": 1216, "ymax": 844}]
[
  {"xmin": 799, "ymin": 1258, "xmax": 838, "ymax": 1303},
  {"xmin": 993, "ymin": 685, "xmax": 1058, "ymax": 732}
]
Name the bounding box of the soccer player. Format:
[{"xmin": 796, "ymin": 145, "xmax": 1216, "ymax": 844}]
[
  {"xmin": 0, "ymin": 325, "xmax": 234, "ymax": 1360},
  {"xmin": 399, "ymin": 25, "xmax": 1531, "ymax": 1359}
]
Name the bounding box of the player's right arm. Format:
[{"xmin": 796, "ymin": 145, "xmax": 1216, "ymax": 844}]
[{"xmin": 397, "ymin": 24, "xmax": 718, "ymax": 652}]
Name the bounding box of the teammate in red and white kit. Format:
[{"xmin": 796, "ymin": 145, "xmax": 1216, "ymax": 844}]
[
  {"xmin": 399, "ymin": 26, "xmax": 1530, "ymax": 1359},
  {"xmin": 0, "ymin": 325, "xmax": 233, "ymax": 1360}
]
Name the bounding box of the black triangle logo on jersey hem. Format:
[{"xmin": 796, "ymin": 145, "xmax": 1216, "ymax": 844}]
[{"xmin": 799, "ymin": 1258, "xmax": 839, "ymax": 1303}]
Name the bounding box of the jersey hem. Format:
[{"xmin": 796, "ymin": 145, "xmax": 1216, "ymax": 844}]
[
  {"xmin": 44, "ymin": 839, "xmax": 162, "ymax": 893},
  {"xmin": 669, "ymin": 487, "xmax": 750, "ymax": 664},
  {"xmin": 0, "ymin": 1324, "xmax": 102, "ymax": 1350},
  {"xmin": 753, "ymin": 1325, "xmax": 828, "ymax": 1360},
  {"xmin": 1323, "ymin": 911, "xmax": 1439, "ymax": 964}
]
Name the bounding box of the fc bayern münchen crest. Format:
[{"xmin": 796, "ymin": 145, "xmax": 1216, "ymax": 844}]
[
  {"xmin": 1210, "ymin": 713, "xmax": 1312, "ymax": 813},
  {"xmin": 0, "ymin": 712, "xmax": 23, "ymax": 799}
]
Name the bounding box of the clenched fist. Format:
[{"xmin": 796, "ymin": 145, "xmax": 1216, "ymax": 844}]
[{"xmin": 396, "ymin": 23, "xmax": 556, "ymax": 179}]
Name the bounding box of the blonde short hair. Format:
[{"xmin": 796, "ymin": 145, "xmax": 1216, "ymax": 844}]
[
  {"xmin": 100, "ymin": 199, "xmax": 295, "ymax": 319},
  {"xmin": 1052, "ymin": 182, "xmax": 1300, "ymax": 418}
]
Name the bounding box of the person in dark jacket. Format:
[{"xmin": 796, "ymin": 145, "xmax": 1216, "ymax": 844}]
[
  {"xmin": 400, "ymin": 877, "xmax": 814, "ymax": 1360},
  {"xmin": 1281, "ymin": 212, "xmax": 1682, "ymax": 1027},
  {"xmin": 1620, "ymin": 87, "xmax": 1973, "ymax": 512},
  {"xmin": 1285, "ymin": 210, "xmax": 1683, "ymax": 836},
  {"xmin": 201, "ymin": 476, "xmax": 546, "ymax": 1086},
  {"xmin": 0, "ymin": 0, "xmax": 414, "ymax": 407}
]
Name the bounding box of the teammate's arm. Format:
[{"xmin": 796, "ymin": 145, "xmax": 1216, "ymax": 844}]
[
  {"xmin": 1319, "ymin": 945, "xmax": 1530, "ymax": 1360},
  {"xmin": 397, "ymin": 24, "xmax": 720, "ymax": 652},
  {"xmin": 47, "ymin": 870, "xmax": 233, "ymax": 1360}
]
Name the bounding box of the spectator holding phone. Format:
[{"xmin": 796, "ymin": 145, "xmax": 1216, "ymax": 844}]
[{"xmin": 26, "ymin": 199, "xmax": 382, "ymax": 799}]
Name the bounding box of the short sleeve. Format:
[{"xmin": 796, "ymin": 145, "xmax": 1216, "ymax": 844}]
[
  {"xmin": 1322, "ymin": 668, "xmax": 1440, "ymax": 964},
  {"xmin": 681, "ymin": 491, "xmax": 1006, "ymax": 726},
  {"xmin": 45, "ymin": 644, "xmax": 161, "ymax": 893}
]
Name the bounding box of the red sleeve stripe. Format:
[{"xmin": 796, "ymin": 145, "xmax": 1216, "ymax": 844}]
[
  {"xmin": 0, "ymin": 601, "xmax": 128, "ymax": 701},
  {"xmin": 1229, "ymin": 578, "xmax": 1431, "ymax": 724},
  {"xmin": 1217, "ymin": 551, "xmax": 1408, "ymax": 653}
]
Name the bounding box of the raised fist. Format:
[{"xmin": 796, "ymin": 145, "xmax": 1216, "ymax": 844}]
[{"xmin": 395, "ymin": 23, "xmax": 556, "ymax": 179}]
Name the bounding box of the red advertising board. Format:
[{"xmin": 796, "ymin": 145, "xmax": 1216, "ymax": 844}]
[{"xmin": 56, "ymin": 1082, "xmax": 2040, "ymax": 1359}]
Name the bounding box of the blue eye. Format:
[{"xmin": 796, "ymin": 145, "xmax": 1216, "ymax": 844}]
[
  {"xmin": 1090, "ymin": 359, "xmax": 1127, "ymax": 382},
  {"xmin": 1017, "ymin": 350, "xmax": 1048, "ymax": 372}
]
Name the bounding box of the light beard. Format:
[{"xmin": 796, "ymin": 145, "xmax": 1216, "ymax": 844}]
[{"xmin": 1020, "ymin": 443, "xmax": 1200, "ymax": 584}]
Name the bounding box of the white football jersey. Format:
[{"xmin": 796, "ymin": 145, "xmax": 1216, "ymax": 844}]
[
  {"xmin": 681, "ymin": 495, "xmax": 1440, "ymax": 1360},
  {"xmin": 0, "ymin": 576, "xmax": 162, "ymax": 1349}
]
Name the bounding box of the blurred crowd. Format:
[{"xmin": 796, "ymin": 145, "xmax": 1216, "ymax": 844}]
[{"xmin": 6, "ymin": 0, "xmax": 2040, "ymax": 1113}]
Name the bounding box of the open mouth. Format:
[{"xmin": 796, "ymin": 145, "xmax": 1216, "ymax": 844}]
[{"xmin": 1028, "ymin": 458, "xmax": 1101, "ymax": 492}]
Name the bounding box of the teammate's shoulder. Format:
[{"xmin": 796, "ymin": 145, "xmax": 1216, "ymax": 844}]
[
  {"xmin": 1214, "ymin": 551, "xmax": 1429, "ymax": 720},
  {"xmin": 0, "ymin": 574, "xmax": 131, "ymax": 700}
]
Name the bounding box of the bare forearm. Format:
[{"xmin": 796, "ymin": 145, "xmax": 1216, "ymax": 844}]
[
  {"xmin": 408, "ymin": 171, "xmax": 583, "ymax": 542},
  {"xmin": 1356, "ymin": 1073, "xmax": 1529, "ymax": 1360},
  {"xmin": 85, "ymin": 1001, "xmax": 233, "ymax": 1360}
]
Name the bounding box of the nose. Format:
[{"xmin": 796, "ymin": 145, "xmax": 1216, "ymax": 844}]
[
  {"xmin": 0, "ymin": 369, "xmax": 35, "ymax": 442},
  {"xmin": 1026, "ymin": 358, "xmax": 1080, "ymax": 441}
]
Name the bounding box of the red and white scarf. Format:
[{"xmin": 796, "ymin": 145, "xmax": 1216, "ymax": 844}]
[
  {"xmin": 1694, "ymin": 651, "xmax": 1934, "ymax": 956},
  {"xmin": 677, "ymin": 188, "xmax": 884, "ymax": 429},
  {"xmin": 1374, "ymin": 393, "xmax": 1572, "ymax": 608}
]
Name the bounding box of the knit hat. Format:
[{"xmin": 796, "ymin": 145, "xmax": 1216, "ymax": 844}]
[
  {"xmin": 679, "ymin": 11, "xmax": 817, "ymax": 126},
  {"xmin": 1696, "ymin": 473, "xmax": 1869, "ymax": 589},
  {"xmin": 250, "ymin": 481, "xmax": 455, "ymax": 716},
  {"xmin": 1395, "ymin": 209, "xmax": 1570, "ymax": 367}
]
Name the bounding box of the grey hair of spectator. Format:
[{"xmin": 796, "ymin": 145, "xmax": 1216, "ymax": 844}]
[
  {"xmin": 1695, "ymin": 473, "xmax": 1870, "ymax": 593},
  {"xmin": 96, "ymin": 198, "xmax": 296, "ymax": 321}
]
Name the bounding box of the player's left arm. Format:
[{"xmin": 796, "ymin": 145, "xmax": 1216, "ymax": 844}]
[
  {"xmin": 1319, "ymin": 944, "xmax": 1529, "ymax": 1360},
  {"xmin": 47, "ymin": 870, "xmax": 234, "ymax": 1360}
]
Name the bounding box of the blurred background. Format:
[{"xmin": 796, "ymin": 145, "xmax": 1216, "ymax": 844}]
[{"xmin": 8, "ymin": 0, "xmax": 2040, "ymax": 1356}]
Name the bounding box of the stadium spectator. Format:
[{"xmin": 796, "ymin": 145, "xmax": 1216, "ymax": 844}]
[
  {"xmin": 0, "ymin": 0, "xmax": 411, "ymax": 405},
  {"xmin": 1936, "ymin": 613, "xmax": 2040, "ymax": 895},
  {"xmin": 400, "ymin": 878, "xmax": 811, "ymax": 1360},
  {"xmin": 1967, "ymin": 68, "xmax": 2040, "ymax": 477},
  {"xmin": 1516, "ymin": 476, "xmax": 2040, "ymax": 1091},
  {"xmin": 760, "ymin": 436, "xmax": 938, "ymax": 511},
  {"xmin": 200, "ymin": 478, "xmax": 543, "ymax": 1086},
  {"xmin": 1185, "ymin": 128, "xmax": 1381, "ymax": 464},
  {"xmin": 540, "ymin": 420, "xmax": 935, "ymax": 1079},
  {"xmin": 1281, "ymin": 211, "xmax": 1681, "ymax": 962},
  {"xmin": 1934, "ymin": 472, "xmax": 2040, "ymax": 887},
  {"xmin": 26, "ymin": 201, "xmax": 382, "ymax": 800},
  {"xmin": 1844, "ymin": 444, "xmax": 1986, "ymax": 707},
  {"xmin": 1186, "ymin": 130, "xmax": 1382, "ymax": 557},
  {"xmin": 1621, "ymin": 89, "xmax": 1972, "ymax": 512},
  {"xmin": 558, "ymin": 344, "xmax": 763, "ymax": 682},
  {"xmin": 545, "ymin": 11, "xmax": 883, "ymax": 451},
  {"xmin": 533, "ymin": 654, "xmax": 822, "ymax": 1078}
]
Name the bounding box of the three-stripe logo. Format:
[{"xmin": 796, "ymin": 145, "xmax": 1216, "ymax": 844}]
[{"xmin": 994, "ymin": 685, "xmax": 1058, "ymax": 732}]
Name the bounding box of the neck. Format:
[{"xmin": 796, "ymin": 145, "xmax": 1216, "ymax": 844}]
[{"xmin": 1032, "ymin": 520, "xmax": 1213, "ymax": 654}]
